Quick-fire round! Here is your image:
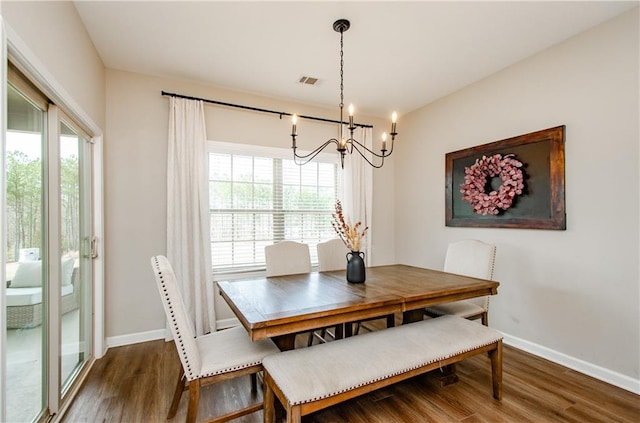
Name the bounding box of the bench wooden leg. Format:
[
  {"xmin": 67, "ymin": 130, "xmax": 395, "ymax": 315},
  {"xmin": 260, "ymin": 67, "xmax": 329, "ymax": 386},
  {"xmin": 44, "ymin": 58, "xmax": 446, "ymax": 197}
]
[
  {"xmin": 287, "ymin": 405, "xmax": 302, "ymax": 423},
  {"xmin": 489, "ymin": 340, "xmax": 503, "ymax": 400}
]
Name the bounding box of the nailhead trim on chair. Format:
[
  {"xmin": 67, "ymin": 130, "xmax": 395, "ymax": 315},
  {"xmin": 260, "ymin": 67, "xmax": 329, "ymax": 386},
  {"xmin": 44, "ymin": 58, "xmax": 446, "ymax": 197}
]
[
  {"xmin": 485, "ymin": 245, "xmax": 496, "ymax": 312},
  {"xmin": 153, "ymin": 257, "xmax": 196, "ymax": 380},
  {"xmin": 153, "ymin": 256, "xmax": 265, "ymax": 381}
]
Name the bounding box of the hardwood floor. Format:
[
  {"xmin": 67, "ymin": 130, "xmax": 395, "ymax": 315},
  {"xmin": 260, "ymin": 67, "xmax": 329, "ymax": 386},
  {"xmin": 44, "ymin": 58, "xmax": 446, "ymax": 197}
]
[{"xmin": 62, "ymin": 333, "xmax": 639, "ymax": 423}]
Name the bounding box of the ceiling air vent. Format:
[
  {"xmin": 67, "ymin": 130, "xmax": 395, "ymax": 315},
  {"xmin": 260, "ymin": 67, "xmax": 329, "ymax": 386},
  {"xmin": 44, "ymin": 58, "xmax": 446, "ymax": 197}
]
[{"xmin": 298, "ymin": 76, "xmax": 319, "ymax": 85}]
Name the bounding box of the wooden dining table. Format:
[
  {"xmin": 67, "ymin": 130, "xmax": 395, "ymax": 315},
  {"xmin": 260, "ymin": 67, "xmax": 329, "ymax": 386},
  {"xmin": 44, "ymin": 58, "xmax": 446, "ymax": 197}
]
[{"xmin": 217, "ymin": 264, "xmax": 499, "ymax": 352}]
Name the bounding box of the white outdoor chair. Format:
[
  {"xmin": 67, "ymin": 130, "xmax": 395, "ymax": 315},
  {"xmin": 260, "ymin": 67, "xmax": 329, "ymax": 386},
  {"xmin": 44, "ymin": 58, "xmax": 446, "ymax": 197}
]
[
  {"xmin": 150, "ymin": 255, "xmax": 279, "ymax": 423},
  {"xmin": 424, "ymin": 240, "xmax": 496, "ymax": 326}
]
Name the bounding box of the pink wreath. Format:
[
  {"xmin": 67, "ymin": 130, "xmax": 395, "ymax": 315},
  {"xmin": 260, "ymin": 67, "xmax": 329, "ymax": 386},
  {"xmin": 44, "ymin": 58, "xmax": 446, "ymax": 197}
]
[{"xmin": 460, "ymin": 154, "xmax": 525, "ymax": 215}]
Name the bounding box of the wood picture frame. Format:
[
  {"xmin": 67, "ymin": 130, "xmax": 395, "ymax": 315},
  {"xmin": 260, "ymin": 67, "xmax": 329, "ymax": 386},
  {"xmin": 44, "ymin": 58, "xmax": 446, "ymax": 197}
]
[{"xmin": 445, "ymin": 125, "xmax": 566, "ymax": 230}]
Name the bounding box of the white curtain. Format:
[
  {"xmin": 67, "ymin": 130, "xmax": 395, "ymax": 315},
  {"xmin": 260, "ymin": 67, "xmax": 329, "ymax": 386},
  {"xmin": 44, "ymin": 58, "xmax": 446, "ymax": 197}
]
[
  {"xmin": 342, "ymin": 126, "xmax": 373, "ymax": 265},
  {"xmin": 167, "ymin": 97, "xmax": 215, "ymax": 336}
]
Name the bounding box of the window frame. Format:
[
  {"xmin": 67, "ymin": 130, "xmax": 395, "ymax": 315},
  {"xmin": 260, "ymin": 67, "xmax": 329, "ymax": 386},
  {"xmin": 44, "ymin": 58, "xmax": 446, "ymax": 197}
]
[{"xmin": 207, "ymin": 141, "xmax": 341, "ymax": 276}]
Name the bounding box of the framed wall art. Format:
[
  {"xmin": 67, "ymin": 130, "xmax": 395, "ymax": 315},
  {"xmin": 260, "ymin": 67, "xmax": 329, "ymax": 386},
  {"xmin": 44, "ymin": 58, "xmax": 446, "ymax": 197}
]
[{"xmin": 445, "ymin": 125, "xmax": 566, "ymax": 230}]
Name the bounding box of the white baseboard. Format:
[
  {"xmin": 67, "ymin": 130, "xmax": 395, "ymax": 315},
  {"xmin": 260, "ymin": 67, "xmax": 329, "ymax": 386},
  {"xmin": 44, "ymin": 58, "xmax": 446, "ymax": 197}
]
[
  {"xmin": 216, "ymin": 317, "xmax": 241, "ymax": 330},
  {"xmin": 501, "ymin": 332, "xmax": 640, "ymax": 395},
  {"xmin": 106, "ymin": 328, "xmax": 165, "ymax": 349},
  {"xmin": 105, "ymin": 321, "xmax": 639, "ymax": 395},
  {"xmin": 104, "ymin": 319, "xmax": 241, "ymax": 348}
]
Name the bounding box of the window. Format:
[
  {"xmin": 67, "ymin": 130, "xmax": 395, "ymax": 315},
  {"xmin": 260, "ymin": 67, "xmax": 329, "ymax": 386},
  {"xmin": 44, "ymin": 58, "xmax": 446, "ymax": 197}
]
[{"xmin": 208, "ymin": 142, "xmax": 341, "ymax": 273}]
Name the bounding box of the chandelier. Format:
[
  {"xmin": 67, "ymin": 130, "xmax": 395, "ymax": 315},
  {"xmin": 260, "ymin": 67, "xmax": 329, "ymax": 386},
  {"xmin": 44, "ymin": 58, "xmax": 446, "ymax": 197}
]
[{"xmin": 291, "ymin": 19, "xmax": 398, "ymax": 169}]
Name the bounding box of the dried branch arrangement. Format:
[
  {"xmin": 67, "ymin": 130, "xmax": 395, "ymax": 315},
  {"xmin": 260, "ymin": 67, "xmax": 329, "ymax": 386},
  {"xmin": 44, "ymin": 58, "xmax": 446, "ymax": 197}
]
[{"xmin": 331, "ymin": 200, "xmax": 368, "ymax": 252}]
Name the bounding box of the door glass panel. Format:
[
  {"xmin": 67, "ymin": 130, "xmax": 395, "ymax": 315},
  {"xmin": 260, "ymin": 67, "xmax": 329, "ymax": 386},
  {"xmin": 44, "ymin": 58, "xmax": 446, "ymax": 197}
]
[
  {"xmin": 5, "ymin": 83, "xmax": 47, "ymax": 422},
  {"xmin": 4, "ymin": 71, "xmax": 94, "ymax": 421},
  {"xmin": 59, "ymin": 121, "xmax": 91, "ymax": 394}
]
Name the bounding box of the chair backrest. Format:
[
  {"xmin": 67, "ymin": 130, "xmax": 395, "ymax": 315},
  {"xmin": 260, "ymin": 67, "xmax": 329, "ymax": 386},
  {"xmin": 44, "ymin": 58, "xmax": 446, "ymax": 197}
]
[
  {"xmin": 444, "ymin": 240, "xmax": 496, "ymax": 310},
  {"xmin": 265, "ymin": 241, "xmax": 311, "ymax": 277},
  {"xmin": 150, "ymin": 255, "xmax": 201, "ymax": 380},
  {"xmin": 317, "ymin": 239, "xmax": 349, "ymax": 272}
]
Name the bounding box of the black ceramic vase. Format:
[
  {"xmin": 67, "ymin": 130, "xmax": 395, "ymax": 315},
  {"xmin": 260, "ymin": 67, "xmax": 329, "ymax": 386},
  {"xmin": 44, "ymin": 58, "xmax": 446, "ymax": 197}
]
[{"xmin": 346, "ymin": 251, "xmax": 366, "ymax": 283}]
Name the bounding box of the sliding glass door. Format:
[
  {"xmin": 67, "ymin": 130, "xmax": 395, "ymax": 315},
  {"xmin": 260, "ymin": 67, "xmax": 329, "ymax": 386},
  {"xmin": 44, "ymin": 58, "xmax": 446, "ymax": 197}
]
[
  {"xmin": 5, "ymin": 68, "xmax": 94, "ymax": 422},
  {"xmin": 5, "ymin": 80, "xmax": 47, "ymax": 423},
  {"xmin": 57, "ymin": 116, "xmax": 92, "ymax": 396}
]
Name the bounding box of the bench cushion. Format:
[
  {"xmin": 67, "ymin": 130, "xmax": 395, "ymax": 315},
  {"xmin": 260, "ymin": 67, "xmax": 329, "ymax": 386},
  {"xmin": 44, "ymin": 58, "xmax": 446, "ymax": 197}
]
[{"xmin": 263, "ymin": 315, "xmax": 502, "ymax": 406}]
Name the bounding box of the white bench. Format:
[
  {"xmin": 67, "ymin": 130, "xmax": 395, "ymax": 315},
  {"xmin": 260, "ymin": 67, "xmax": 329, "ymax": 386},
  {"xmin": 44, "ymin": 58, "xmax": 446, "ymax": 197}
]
[{"xmin": 262, "ymin": 315, "xmax": 503, "ymax": 423}]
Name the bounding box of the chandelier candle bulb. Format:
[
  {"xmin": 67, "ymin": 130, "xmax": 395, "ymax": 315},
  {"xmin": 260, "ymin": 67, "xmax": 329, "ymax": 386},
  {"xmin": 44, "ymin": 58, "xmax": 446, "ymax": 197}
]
[
  {"xmin": 391, "ymin": 112, "xmax": 397, "ymax": 135},
  {"xmin": 348, "ymin": 104, "xmax": 354, "ymax": 128},
  {"xmin": 381, "ymin": 132, "xmax": 387, "ymax": 151},
  {"xmin": 291, "ymin": 114, "xmax": 297, "ymax": 136}
]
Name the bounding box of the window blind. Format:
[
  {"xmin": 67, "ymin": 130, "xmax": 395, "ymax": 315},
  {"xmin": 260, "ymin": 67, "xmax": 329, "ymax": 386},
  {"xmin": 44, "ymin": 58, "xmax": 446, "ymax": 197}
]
[{"xmin": 208, "ymin": 142, "xmax": 341, "ymax": 273}]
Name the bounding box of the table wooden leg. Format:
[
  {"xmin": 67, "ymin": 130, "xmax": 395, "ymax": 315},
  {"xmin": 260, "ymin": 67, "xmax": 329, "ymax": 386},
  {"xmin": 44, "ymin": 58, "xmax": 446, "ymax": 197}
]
[
  {"xmin": 402, "ymin": 309, "xmax": 424, "ymax": 324},
  {"xmin": 436, "ymin": 363, "xmax": 459, "ymax": 386},
  {"xmin": 386, "ymin": 314, "xmax": 396, "ymax": 328},
  {"xmin": 344, "ymin": 322, "xmax": 354, "ymax": 337},
  {"xmin": 334, "ymin": 323, "xmax": 344, "ymax": 340},
  {"xmin": 272, "ymin": 334, "xmax": 296, "ymax": 351}
]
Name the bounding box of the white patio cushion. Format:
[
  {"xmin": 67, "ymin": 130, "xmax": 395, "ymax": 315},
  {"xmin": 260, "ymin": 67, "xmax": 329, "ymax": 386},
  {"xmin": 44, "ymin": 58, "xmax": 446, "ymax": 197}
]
[
  {"xmin": 6, "ymin": 287, "xmax": 43, "ymax": 306},
  {"xmin": 10, "ymin": 257, "xmax": 76, "ymax": 288},
  {"xmin": 263, "ymin": 315, "xmax": 502, "ymax": 406},
  {"xmin": 61, "ymin": 257, "xmax": 75, "ymax": 286},
  {"xmin": 6, "ymin": 284, "xmax": 74, "ymax": 307},
  {"xmin": 10, "ymin": 261, "xmax": 43, "ymax": 288}
]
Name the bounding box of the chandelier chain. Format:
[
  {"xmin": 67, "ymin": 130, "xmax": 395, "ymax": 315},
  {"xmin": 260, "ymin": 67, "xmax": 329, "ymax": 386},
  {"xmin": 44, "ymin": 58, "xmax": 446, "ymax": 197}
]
[{"xmin": 339, "ymin": 29, "xmax": 344, "ymax": 109}]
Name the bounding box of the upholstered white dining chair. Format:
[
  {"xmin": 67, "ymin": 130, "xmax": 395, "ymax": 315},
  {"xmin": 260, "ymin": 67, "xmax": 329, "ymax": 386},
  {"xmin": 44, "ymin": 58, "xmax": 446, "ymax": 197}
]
[
  {"xmin": 265, "ymin": 241, "xmax": 312, "ymax": 277},
  {"xmin": 150, "ymin": 255, "xmax": 280, "ymax": 423},
  {"xmin": 424, "ymin": 239, "xmax": 496, "ymax": 326},
  {"xmin": 316, "ymin": 238, "xmax": 349, "ymax": 272}
]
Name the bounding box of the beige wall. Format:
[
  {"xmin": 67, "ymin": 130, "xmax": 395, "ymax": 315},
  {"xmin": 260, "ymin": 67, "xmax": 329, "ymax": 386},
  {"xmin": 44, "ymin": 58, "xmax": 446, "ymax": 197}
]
[
  {"xmin": 104, "ymin": 69, "xmax": 395, "ymax": 336},
  {"xmin": 396, "ymin": 9, "xmax": 639, "ymax": 382},
  {"xmin": 3, "ymin": 0, "xmax": 638, "ymax": 390},
  {"xmin": 2, "ymin": 1, "xmax": 105, "ymax": 130}
]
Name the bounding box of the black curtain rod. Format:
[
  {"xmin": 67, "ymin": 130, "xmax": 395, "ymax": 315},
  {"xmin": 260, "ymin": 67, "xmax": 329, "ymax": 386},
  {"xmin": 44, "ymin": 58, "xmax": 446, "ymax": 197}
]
[{"xmin": 161, "ymin": 90, "xmax": 373, "ymax": 128}]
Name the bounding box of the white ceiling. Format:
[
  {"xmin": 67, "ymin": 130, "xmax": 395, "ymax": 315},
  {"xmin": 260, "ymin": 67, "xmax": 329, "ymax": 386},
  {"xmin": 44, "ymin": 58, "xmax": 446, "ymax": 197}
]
[{"xmin": 73, "ymin": 1, "xmax": 637, "ymax": 118}]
